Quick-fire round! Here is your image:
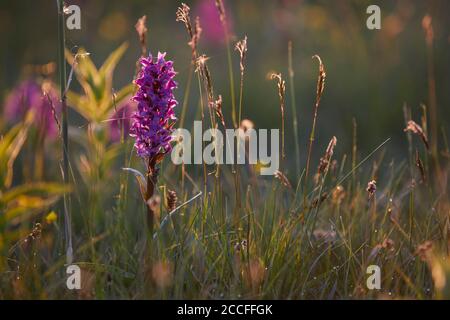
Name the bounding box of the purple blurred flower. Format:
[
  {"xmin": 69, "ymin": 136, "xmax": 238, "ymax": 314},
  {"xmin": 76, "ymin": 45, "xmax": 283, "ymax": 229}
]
[
  {"xmin": 129, "ymin": 52, "xmax": 178, "ymax": 159},
  {"xmin": 109, "ymin": 102, "xmax": 136, "ymax": 142},
  {"xmin": 3, "ymin": 79, "xmax": 60, "ymax": 139},
  {"xmin": 194, "ymin": 0, "xmax": 233, "ymax": 45}
]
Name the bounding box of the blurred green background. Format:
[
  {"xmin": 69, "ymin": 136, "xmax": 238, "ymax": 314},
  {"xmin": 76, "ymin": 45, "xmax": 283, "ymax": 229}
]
[{"xmin": 0, "ymin": 0, "xmax": 449, "ymax": 167}]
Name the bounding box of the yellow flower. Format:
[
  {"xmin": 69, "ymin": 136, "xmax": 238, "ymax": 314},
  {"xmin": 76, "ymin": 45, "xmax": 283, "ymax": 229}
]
[{"xmin": 45, "ymin": 211, "xmax": 58, "ymax": 224}]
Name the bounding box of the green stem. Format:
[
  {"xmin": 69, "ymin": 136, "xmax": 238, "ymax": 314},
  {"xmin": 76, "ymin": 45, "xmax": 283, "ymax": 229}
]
[
  {"xmin": 179, "ymin": 63, "xmax": 194, "ymax": 129},
  {"xmin": 224, "ymin": 29, "xmax": 237, "ymax": 128},
  {"xmin": 57, "ymin": 0, "xmax": 72, "ymax": 265},
  {"xmin": 238, "ymin": 70, "xmax": 244, "ymax": 127},
  {"xmin": 146, "ymin": 158, "xmax": 157, "ymax": 237},
  {"xmin": 288, "ymin": 41, "xmax": 300, "ymax": 175},
  {"xmin": 304, "ymin": 103, "xmax": 319, "ymax": 194}
]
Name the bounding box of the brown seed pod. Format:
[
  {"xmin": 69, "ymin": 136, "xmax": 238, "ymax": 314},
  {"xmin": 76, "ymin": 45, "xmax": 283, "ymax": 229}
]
[
  {"xmin": 167, "ymin": 190, "xmax": 178, "ymax": 212},
  {"xmin": 366, "ymin": 180, "xmax": 377, "ymax": 198}
]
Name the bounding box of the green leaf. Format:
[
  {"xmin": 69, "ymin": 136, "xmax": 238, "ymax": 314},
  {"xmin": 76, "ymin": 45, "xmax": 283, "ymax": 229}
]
[
  {"xmin": 99, "ymin": 42, "xmax": 129, "ymax": 79},
  {"xmin": 0, "ymin": 113, "xmax": 33, "ymax": 189},
  {"xmin": 3, "ymin": 195, "xmax": 61, "ymax": 223},
  {"xmin": 0, "ymin": 182, "xmax": 69, "ymax": 229},
  {"xmin": 66, "ymin": 43, "xmax": 131, "ymax": 123},
  {"xmin": 0, "ymin": 182, "xmax": 71, "ymax": 204},
  {"xmin": 98, "ymin": 43, "xmax": 130, "ymax": 118},
  {"xmin": 122, "ymin": 167, "xmax": 147, "ymax": 201},
  {"xmin": 66, "ymin": 90, "xmax": 96, "ymax": 121},
  {"xmin": 65, "ymin": 48, "xmax": 99, "ymax": 85},
  {"xmin": 65, "ymin": 48, "xmax": 101, "ymax": 104}
]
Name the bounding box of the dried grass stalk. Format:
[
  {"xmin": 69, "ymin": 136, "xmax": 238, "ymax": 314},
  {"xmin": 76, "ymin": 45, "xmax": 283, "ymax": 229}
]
[
  {"xmin": 235, "ymin": 36, "xmax": 248, "ymax": 125},
  {"xmin": 215, "ymin": 0, "xmax": 226, "ymax": 24},
  {"xmin": 213, "ymin": 95, "xmax": 225, "ymax": 127},
  {"xmin": 43, "ymin": 91, "xmax": 61, "ymax": 137},
  {"xmin": 366, "ymin": 180, "xmax": 377, "ymax": 198},
  {"xmin": 404, "ymin": 120, "xmax": 430, "ymax": 150},
  {"xmin": 305, "ymin": 55, "xmax": 326, "ymax": 188},
  {"xmin": 415, "ymin": 150, "xmax": 427, "ymax": 184},
  {"xmin": 135, "ymin": 15, "xmax": 148, "ymax": 57},
  {"xmin": 176, "ymin": 3, "xmax": 201, "ymax": 60},
  {"xmin": 176, "ymin": 4, "xmax": 193, "ymax": 37},
  {"xmin": 274, "ymin": 170, "xmax": 292, "ymax": 190},
  {"xmin": 312, "ymin": 55, "xmax": 326, "ymax": 106},
  {"xmin": 196, "ymin": 55, "xmax": 214, "ymax": 104},
  {"xmin": 270, "ymin": 73, "xmax": 286, "ymax": 160},
  {"xmin": 317, "ymin": 136, "xmax": 337, "ymax": 176},
  {"xmin": 235, "ymin": 36, "xmax": 248, "ymax": 75},
  {"xmin": 167, "ymin": 190, "xmax": 178, "ymax": 212}
]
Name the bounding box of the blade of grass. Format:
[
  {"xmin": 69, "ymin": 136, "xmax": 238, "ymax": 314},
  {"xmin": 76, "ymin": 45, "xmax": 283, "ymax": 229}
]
[{"xmin": 57, "ymin": 0, "xmax": 73, "ymax": 265}]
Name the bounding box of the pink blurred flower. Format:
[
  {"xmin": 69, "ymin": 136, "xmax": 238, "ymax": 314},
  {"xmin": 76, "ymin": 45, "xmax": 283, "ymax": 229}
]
[
  {"xmin": 194, "ymin": 0, "xmax": 233, "ymax": 45},
  {"xmin": 3, "ymin": 79, "xmax": 60, "ymax": 139}
]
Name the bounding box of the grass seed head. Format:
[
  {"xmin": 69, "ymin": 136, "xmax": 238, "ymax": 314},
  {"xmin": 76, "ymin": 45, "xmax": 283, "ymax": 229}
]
[
  {"xmin": 177, "ymin": 3, "xmax": 201, "ymax": 60},
  {"xmin": 196, "ymin": 55, "xmax": 214, "ymax": 103},
  {"xmin": 215, "ymin": 0, "xmax": 226, "ymax": 24},
  {"xmin": 176, "ymin": 3, "xmax": 192, "ymax": 37},
  {"xmin": 213, "ymin": 95, "xmax": 225, "ymax": 127},
  {"xmin": 270, "ymin": 72, "xmax": 286, "ymax": 159},
  {"xmin": 235, "ymin": 36, "xmax": 248, "ymax": 74},
  {"xmin": 404, "ymin": 120, "xmax": 429, "ymax": 150},
  {"xmin": 312, "ymin": 54, "xmax": 326, "ymax": 105},
  {"xmin": 270, "ymin": 73, "xmax": 286, "ymax": 111},
  {"xmin": 317, "ymin": 136, "xmax": 337, "ymax": 176},
  {"xmin": 135, "ymin": 15, "xmax": 148, "ymax": 56},
  {"xmin": 366, "ymin": 180, "xmax": 377, "ymax": 198},
  {"xmin": 274, "ymin": 170, "xmax": 292, "ymax": 190},
  {"xmin": 310, "ymin": 192, "xmax": 329, "ymax": 208},
  {"xmin": 415, "ymin": 240, "xmax": 433, "ymax": 262}
]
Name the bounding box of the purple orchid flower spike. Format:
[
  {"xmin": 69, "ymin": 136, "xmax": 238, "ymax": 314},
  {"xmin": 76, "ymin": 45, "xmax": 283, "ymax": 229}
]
[
  {"xmin": 129, "ymin": 52, "xmax": 178, "ymax": 234},
  {"xmin": 130, "ymin": 52, "xmax": 178, "ymax": 159}
]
